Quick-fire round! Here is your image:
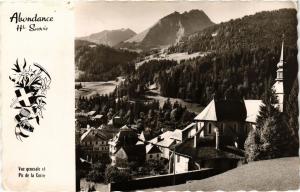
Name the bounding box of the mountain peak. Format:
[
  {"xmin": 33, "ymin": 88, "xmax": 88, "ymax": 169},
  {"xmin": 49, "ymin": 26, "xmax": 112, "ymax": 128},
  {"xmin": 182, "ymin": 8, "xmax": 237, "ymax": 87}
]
[{"xmin": 121, "ymin": 10, "xmax": 214, "ymax": 50}]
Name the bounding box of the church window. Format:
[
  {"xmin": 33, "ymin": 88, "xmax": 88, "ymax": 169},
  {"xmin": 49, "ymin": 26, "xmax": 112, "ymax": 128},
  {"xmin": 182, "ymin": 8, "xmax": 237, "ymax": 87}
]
[
  {"xmin": 208, "ymin": 123, "xmax": 212, "ymax": 134},
  {"xmin": 177, "ymin": 155, "xmax": 180, "ymax": 162}
]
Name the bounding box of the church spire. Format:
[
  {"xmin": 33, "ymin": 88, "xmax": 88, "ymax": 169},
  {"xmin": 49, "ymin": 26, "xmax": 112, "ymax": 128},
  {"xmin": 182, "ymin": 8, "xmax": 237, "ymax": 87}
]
[
  {"xmin": 273, "ymin": 36, "xmax": 285, "ymax": 112},
  {"xmin": 277, "ymin": 38, "xmax": 284, "ymax": 68},
  {"xmin": 276, "ymin": 37, "xmax": 284, "ymax": 81}
]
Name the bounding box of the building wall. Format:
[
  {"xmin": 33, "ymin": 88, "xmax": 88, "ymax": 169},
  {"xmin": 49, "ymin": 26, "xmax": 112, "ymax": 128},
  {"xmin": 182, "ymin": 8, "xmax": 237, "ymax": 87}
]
[
  {"xmin": 174, "ymin": 154, "xmax": 189, "ymax": 173},
  {"xmin": 202, "ymin": 121, "xmax": 250, "ymax": 137},
  {"xmin": 146, "ymin": 153, "xmax": 161, "ymax": 161},
  {"xmin": 159, "ymin": 147, "xmax": 171, "ymax": 160}
]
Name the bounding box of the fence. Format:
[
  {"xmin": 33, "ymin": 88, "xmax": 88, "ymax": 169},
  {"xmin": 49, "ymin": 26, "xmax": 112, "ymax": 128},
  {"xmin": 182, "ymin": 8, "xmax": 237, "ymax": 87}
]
[{"xmin": 110, "ymin": 168, "xmax": 222, "ymax": 191}]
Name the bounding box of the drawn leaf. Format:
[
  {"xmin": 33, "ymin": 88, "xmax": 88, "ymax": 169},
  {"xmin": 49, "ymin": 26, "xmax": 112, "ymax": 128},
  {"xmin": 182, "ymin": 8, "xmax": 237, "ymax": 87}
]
[{"xmin": 36, "ymin": 116, "xmax": 40, "ymax": 125}]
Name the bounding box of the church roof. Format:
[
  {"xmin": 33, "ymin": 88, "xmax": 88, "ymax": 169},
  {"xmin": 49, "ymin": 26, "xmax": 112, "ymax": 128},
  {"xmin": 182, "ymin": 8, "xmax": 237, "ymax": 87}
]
[
  {"xmin": 195, "ymin": 99, "xmax": 263, "ymax": 124},
  {"xmin": 194, "ymin": 99, "xmax": 247, "ymax": 122},
  {"xmin": 194, "ymin": 100, "xmax": 217, "ymax": 121}
]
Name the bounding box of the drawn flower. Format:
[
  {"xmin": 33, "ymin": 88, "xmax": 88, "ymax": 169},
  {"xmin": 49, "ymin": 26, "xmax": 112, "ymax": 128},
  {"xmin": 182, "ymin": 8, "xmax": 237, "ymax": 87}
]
[
  {"xmin": 40, "ymin": 77, "xmax": 51, "ymax": 95},
  {"xmin": 32, "ymin": 97, "xmax": 46, "ymax": 118}
]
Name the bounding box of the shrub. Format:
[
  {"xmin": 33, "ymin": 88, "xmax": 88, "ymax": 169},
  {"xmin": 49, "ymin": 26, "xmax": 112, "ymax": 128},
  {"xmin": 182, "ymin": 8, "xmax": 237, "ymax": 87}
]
[{"xmin": 104, "ymin": 166, "xmax": 131, "ymax": 183}]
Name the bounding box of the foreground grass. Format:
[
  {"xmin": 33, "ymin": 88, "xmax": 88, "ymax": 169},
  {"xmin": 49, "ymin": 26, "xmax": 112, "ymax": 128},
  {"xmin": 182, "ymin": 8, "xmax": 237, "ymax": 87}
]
[{"xmin": 149, "ymin": 157, "xmax": 299, "ymax": 191}]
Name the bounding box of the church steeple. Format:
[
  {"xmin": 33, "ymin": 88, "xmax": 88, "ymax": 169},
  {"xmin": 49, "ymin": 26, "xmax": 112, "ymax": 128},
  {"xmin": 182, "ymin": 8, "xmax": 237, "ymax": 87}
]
[
  {"xmin": 276, "ymin": 40, "xmax": 284, "ymax": 81},
  {"xmin": 273, "ymin": 37, "xmax": 285, "ymax": 112}
]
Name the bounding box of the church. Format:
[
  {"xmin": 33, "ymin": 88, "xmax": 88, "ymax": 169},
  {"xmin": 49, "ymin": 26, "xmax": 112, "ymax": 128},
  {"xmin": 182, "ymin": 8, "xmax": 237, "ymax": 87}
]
[{"xmin": 172, "ymin": 40, "xmax": 285, "ymax": 173}]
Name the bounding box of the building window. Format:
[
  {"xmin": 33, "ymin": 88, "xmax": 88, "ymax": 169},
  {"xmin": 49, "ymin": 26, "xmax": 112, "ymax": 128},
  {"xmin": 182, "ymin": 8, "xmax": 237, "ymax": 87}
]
[
  {"xmin": 177, "ymin": 155, "xmax": 180, "ymax": 162},
  {"xmin": 157, "ymin": 154, "xmax": 159, "ymax": 158},
  {"xmin": 149, "ymin": 154, "xmax": 152, "ymax": 159},
  {"xmin": 208, "ymin": 123, "xmax": 212, "ymax": 134}
]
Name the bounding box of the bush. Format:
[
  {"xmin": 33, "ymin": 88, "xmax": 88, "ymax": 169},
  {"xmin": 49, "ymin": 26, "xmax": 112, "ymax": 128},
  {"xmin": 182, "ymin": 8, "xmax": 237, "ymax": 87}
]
[
  {"xmin": 86, "ymin": 169, "xmax": 104, "ymax": 182},
  {"xmin": 104, "ymin": 165, "xmax": 131, "ymax": 183},
  {"xmin": 86, "ymin": 162, "xmax": 106, "ymax": 182}
]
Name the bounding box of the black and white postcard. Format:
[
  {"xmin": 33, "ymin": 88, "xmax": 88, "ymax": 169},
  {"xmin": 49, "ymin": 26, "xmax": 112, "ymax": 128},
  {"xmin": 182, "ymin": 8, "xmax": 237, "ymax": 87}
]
[{"xmin": 1, "ymin": 1, "xmax": 299, "ymax": 191}]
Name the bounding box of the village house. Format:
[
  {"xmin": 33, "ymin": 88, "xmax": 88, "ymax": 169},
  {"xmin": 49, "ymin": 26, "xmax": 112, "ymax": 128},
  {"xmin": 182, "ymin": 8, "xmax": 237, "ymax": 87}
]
[
  {"xmin": 114, "ymin": 145, "xmax": 146, "ymax": 169},
  {"xmin": 109, "ymin": 125, "xmax": 139, "ymax": 166},
  {"xmin": 80, "ymin": 127, "xmax": 111, "ymax": 162},
  {"xmin": 76, "ymin": 111, "xmax": 104, "ymax": 128},
  {"xmin": 145, "ymin": 144, "xmax": 163, "ymax": 161},
  {"xmin": 146, "ymin": 131, "xmax": 180, "ymax": 160}
]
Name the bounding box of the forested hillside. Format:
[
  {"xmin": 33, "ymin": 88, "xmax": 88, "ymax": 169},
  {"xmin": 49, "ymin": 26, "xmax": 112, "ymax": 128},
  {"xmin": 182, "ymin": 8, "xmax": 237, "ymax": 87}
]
[
  {"xmin": 75, "ymin": 41, "xmax": 138, "ymax": 81},
  {"xmin": 168, "ymin": 9, "xmax": 297, "ymax": 53},
  {"xmin": 118, "ymin": 9, "xmax": 298, "ymax": 106}
]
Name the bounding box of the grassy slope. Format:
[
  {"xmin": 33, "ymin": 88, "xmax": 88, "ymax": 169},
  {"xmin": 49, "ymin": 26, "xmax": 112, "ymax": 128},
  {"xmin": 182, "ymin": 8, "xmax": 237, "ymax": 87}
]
[{"xmin": 150, "ymin": 157, "xmax": 299, "ymax": 191}]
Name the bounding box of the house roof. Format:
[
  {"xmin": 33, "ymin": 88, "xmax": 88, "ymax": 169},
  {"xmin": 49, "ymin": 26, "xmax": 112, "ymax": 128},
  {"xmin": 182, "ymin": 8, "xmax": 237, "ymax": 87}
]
[
  {"xmin": 87, "ymin": 111, "xmax": 96, "ymax": 116},
  {"xmin": 112, "ymin": 125, "xmax": 138, "ymax": 146},
  {"xmin": 148, "ymin": 131, "xmax": 176, "ymax": 148},
  {"xmin": 93, "ymin": 114, "xmax": 103, "ymax": 119},
  {"xmin": 182, "ymin": 122, "xmax": 197, "ymax": 132},
  {"xmin": 172, "ymin": 129, "xmax": 183, "ymax": 141},
  {"xmin": 80, "ymin": 128, "xmax": 109, "ymax": 142},
  {"xmin": 137, "ymin": 130, "xmax": 154, "ymax": 145},
  {"xmin": 244, "ymin": 100, "xmax": 263, "ymax": 123},
  {"xmin": 146, "ymin": 144, "xmax": 162, "ymax": 154},
  {"xmin": 116, "ymin": 145, "xmax": 146, "ymax": 159},
  {"xmin": 174, "ymin": 138, "xmax": 244, "ymax": 161}
]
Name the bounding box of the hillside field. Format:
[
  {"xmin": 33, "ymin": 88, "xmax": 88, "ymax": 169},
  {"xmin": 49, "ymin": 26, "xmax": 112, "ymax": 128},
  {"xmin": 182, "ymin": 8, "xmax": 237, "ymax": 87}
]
[{"xmin": 149, "ymin": 157, "xmax": 299, "ymax": 191}]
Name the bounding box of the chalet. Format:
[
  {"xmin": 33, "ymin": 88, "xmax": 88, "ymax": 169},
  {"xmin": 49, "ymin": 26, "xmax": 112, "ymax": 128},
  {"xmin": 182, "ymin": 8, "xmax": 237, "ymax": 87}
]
[
  {"xmin": 114, "ymin": 145, "xmax": 146, "ymax": 168},
  {"xmin": 80, "ymin": 127, "xmax": 111, "ymax": 162},
  {"xmin": 145, "ymin": 144, "xmax": 163, "ymax": 161},
  {"xmin": 109, "ymin": 125, "xmax": 139, "ymax": 166},
  {"xmin": 147, "ymin": 131, "xmax": 179, "ymax": 160}
]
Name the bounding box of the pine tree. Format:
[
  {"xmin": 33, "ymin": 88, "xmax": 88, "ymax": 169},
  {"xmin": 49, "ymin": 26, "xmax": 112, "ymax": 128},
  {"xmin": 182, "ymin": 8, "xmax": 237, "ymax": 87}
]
[
  {"xmin": 245, "ymin": 84, "xmax": 296, "ymax": 162},
  {"xmin": 244, "ymin": 129, "xmax": 261, "ymax": 162},
  {"xmin": 285, "ymin": 80, "xmax": 299, "ymax": 155},
  {"xmin": 255, "ymin": 80, "xmax": 280, "ymax": 130}
]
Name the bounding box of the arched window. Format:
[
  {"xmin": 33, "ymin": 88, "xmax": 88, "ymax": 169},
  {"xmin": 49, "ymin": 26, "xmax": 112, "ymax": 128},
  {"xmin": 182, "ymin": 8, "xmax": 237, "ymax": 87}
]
[{"xmin": 208, "ymin": 123, "xmax": 212, "ymax": 134}]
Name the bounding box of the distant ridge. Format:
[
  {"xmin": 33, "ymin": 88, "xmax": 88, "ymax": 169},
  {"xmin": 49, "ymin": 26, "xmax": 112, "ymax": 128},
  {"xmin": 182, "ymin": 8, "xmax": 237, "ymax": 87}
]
[{"xmin": 78, "ymin": 28, "xmax": 136, "ymax": 46}]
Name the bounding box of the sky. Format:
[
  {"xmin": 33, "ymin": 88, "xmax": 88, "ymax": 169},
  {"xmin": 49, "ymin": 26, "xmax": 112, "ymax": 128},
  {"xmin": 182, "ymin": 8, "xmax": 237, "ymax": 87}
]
[{"xmin": 75, "ymin": 1, "xmax": 297, "ymax": 37}]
